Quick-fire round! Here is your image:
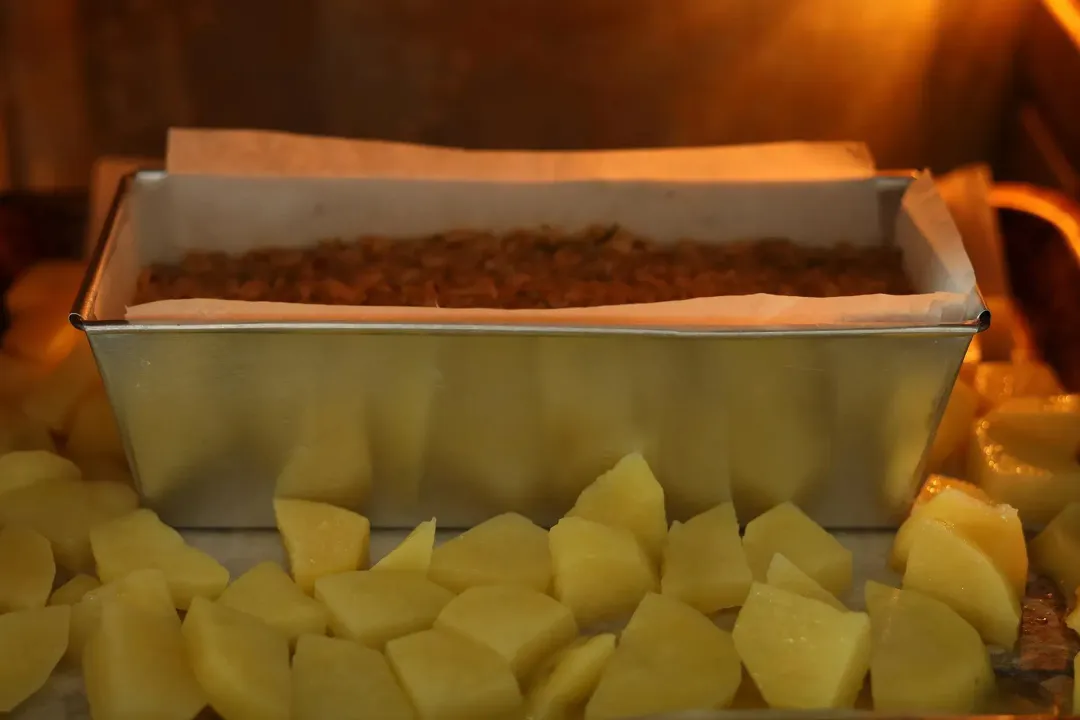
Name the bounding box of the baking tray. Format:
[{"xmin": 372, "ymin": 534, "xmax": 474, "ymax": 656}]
[{"xmin": 71, "ymin": 171, "xmax": 987, "ymax": 531}]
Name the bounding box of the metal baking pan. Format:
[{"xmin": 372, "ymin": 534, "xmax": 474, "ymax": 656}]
[{"xmin": 71, "ymin": 171, "xmax": 987, "ymax": 530}]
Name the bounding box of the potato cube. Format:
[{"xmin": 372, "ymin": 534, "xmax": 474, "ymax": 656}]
[
  {"xmin": 274, "ymin": 498, "xmax": 370, "ymax": 594},
  {"xmin": 2, "ymin": 307, "xmax": 80, "ymax": 366},
  {"xmin": 0, "ymin": 403, "xmax": 56, "ymax": 455},
  {"xmin": 661, "ymin": 502, "xmax": 752, "ymax": 613},
  {"xmin": 586, "ymin": 593, "xmax": 742, "ymax": 719},
  {"xmin": 83, "ymin": 596, "xmax": 206, "ymax": 720},
  {"xmin": 742, "ymin": 502, "xmax": 852, "ymax": 597},
  {"xmin": 902, "ymin": 518, "xmax": 1020, "ymax": 648},
  {"xmin": 49, "ymin": 573, "xmax": 100, "ymax": 606},
  {"xmin": 765, "ymin": 553, "xmax": 846, "ymax": 611},
  {"xmin": 1031, "ymin": 503, "xmax": 1080, "ymax": 596},
  {"xmin": 891, "ymin": 488, "xmax": 1027, "ymax": 595},
  {"xmin": 0, "ymin": 476, "xmax": 132, "ymax": 573},
  {"xmin": 926, "ymin": 379, "xmax": 979, "ymax": 474},
  {"xmin": 20, "ymin": 336, "xmax": 101, "ymax": 431},
  {"xmin": 429, "ymin": 512, "xmax": 551, "ymax": 594},
  {"xmin": 374, "ymin": 518, "xmax": 436, "ymax": 572},
  {"xmin": 314, "ymin": 570, "xmax": 453, "ymax": 648},
  {"xmin": 527, "ymin": 634, "xmax": 616, "ymax": 720},
  {"xmin": 864, "ymin": 581, "xmax": 993, "ymax": 713},
  {"xmin": 0, "ymin": 605, "xmax": 70, "ymax": 712},
  {"xmin": 183, "ymin": 596, "xmax": 291, "ymax": 720},
  {"xmin": 566, "ymin": 452, "xmax": 667, "ymax": 563},
  {"xmin": 0, "ymin": 450, "xmax": 80, "ymax": 497},
  {"xmin": 386, "ymin": 628, "xmax": 523, "ymax": 720},
  {"xmin": 292, "ymin": 634, "xmax": 415, "ymax": 720},
  {"xmin": 732, "ymin": 583, "xmax": 871, "ymax": 709},
  {"xmin": 65, "ymin": 389, "xmax": 125, "ymax": 459},
  {"xmin": 68, "ymin": 568, "xmax": 177, "ymax": 664},
  {"xmin": 5, "ymin": 260, "xmax": 87, "ymax": 316},
  {"xmin": 217, "ymin": 561, "xmax": 328, "ymax": 642},
  {"xmin": 914, "ymin": 474, "xmax": 990, "ymax": 507},
  {"xmin": 973, "ymin": 361, "xmax": 1063, "ymax": 410},
  {"xmin": 0, "ymin": 525, "xmax": 55, "ymax": 611},
  {"xmin": 549, "ymin": 516, "xmax": 656, "ymax": 628},
  {"xmin": 435, "ymin": 585, "xmax": 578, "ymax": 679},
  {"xmin": 90, "ymin": 509, "xmax": 230, "ymax": 609}
]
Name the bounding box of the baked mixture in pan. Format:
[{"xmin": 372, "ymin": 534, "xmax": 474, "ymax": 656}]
[{"xmin": 134, "ymin": 226, "xmax": 914, "ymax": 309}]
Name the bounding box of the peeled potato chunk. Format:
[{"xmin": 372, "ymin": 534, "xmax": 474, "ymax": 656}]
[
  {"xmin": 926, "ymin": 379, "xmax": 979, "ymax": 475},
  {"xmin": 865, "ymin": 581, "xmax": 993, "ymax": 713},
  {"xmin": 973, "ymin": 360, "xmax": 1063, "ymax": 410},
  {"xmin": 891, "ymin": 487, "xmax": 1027, "ymax": 596},
  {"xmin": 1031, "ymin": 502, "xmax": 1080, "ymax": 597},
  {"xmin": 429, "ymin": 512, "xmax": 551, "ymax": 594},
  {"xmin": 90, "ymin": 509, "xmax": 230, "ymax": 609},
  {"xmin": 742, "ymin": 502, "xmax": 853, "ymax": 597},
  {"xmin": 0, "ymin": 525, "xmax": 55, "ymax": 611},
  {"xmin": 20, "ymin": 336, "xmax": 101, "ymax": 431},
  {"xmin": 902, "ymin": 518, "xmax": 1020, "ymax": 648},
  {"xmin": 0, "ymin": 605, "xmax": 71, "ymax": 712},
  {"xmin": 217, "ymin": 562, "xmax": 328, "ymax": 642},
  {"xmin": 566, "ymin": 452, "xmax": 668, "ymax": 564},
  {"xmin": 274, "ymin": 498, "xmax": 370, "ymax": 594},
  {"xmin": 435, "ymin": 585, "xmax": 578, "ymax": 679},
  {"xmin": 182, "ymin": 596, "xmax": 291, "ymax": 720},
  {"xmin": 69, "ymin": 568, "xmax": 178, "ymax": 664},
  {"xmin": 0, "ymin": 476, "xmax": 134, "ymax": 573},
  {"xmin": 49, "ymin": 573, "xmax": 100, "ymax": 606},
  {"xmin": 732, "ymin": 583, "xmax": 871, "ymax": 709},
  {"xmin": 374, "ymin": 518, "xmax": 436, "ymax": 572},
  {"xmin": 386, "ymin": 628, "xmax": 523, "ymax": 720},
  {"xmin": 65, "ymin": 389, "xmax": 125, "ymax": 459},
  {"xmin": 587, "ymin": 593, "xmax": 742, "ymax": 719},
  {"xmin": 765, "ymin": 553, "xmax": 846, "ymax": 611},
  {"xmin": 0, "ymin": 450, "xmax": 80, "ymax": 497},
  {"xmin": 969, "ymin": 395, "xmax": 1080, "ymax": 526},
  {"xmin": 84, "ymin": 596, "xmax": 206, "ymax": 720},
  {"xmin": 314, "ymin": 570, "xmax": 454, "ymax": 648},
  {"xmin": 661, "ymin": 502, "xmax": 753, "ymax": 612},
  {"xmin": 527, "ymin": 634, "xmax": 616, "ymax": 720},
  {"xmin": 914, "ymin": 474, "xmax": 990, "ymax": 507},
  {"xmin": 292, "ymin": 634, "xmax": 415, "ymax": 720},
  {"xmin": 550, "ymin": 516, "xmax": 657, "ymax": 628}
]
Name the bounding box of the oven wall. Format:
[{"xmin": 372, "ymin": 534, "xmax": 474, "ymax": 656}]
[{"xmin": 1, "ymin": 0, "xmax": 1031, "ymax": 190}]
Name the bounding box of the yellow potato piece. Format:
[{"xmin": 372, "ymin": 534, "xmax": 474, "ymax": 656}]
[
  {"xmin": 1031, "ymin": 503, "xmax": 1080, "ymax": 597},
  {"xmin": 0, "ymin": 477, "xmax": 132, "ymax": 572},
  {"xmin": 5, "ymin": 260, "xmax": 87, "ymax": 316},
  {"xmin": 765, "ymin": 553, "xmax": 846, "ymax": 611},
  {"xmin": 386, "ymin": 628, "xmax": 523, "ymax": 720},
  {"xmin": 435, "ymin": 585, "xmax": 578, "ymax": 679},
  {"xmin": 314, "ymin": 570, "xmax": 454, "ymax": 649},
  {"xmin": 90, "ymin": 509, "xmax": 230, "ymax": 609},
  {"xmin": 0, "ymin": 352, "xmax": 49, "ymax": 398},
  {"xmin": 83, "ymin": 596, "xmax": 206, "ymax": 720},
  {"xmin": 65, "ymin": 389, "xmax": 125, "ymax": 459},
  {"xmin": 567, "ymin": 452, "xmax": 668, "ymax": 564},
  {"xmin": 291, "ymin": 634, "xmax": 415, "ymax": 720},
  {"xmin": 20, "ymin": 335, "xmax": 100, "ymax": 431},
  {"xmin": 217, "ymin": 561, "xmax": 328, "ymax": 642},
  {"xmin": 0, "ymin": 403, "xmax": 56, "ymax": 455},
  {"xmin": 68, "ymin": 568, "xmax": 177, "ymax": 664},
  {"xmin": 891, "ymin": 488, "xmax": 1027, "ymax": 595},
  {"xmin": 49, "ymin": 573, "xmax": 100, "ymax": 606},
  {"xmin": 914, "ymin": 475, "xmax": 991, "ymax": 507},
  {"xmin": 968, "ymin": 395, "xmax": 1080, "ymax": 526},
  {"xmin": 0, "ymin": 450, "xmax": 80, "ymax": 497},
  {"xmin": 864, "ymin": 581, "xmax": 994, "ymax": 713},
  {"xmin": 742, "ymin": 502, "xmax": 853, "ymax": 597},
  {"xmin": 549, "ymin": 516, "xmax": 656, "ymax": 628},
  {"xmin": 926, "ymin": 379, "xmax": 979, "ymax": 475},
  {"xmin": 182, "ymin": 596, "xmax": 291, "ymax": 720},
  {"xmin": 0, "ymin": 525, "xmax": 55, "ymax": 611},
  {"xmin": 527, "ymin": 634, "xmax": 616, "ymax": 720},
  {"xmin": 0, "ymin": 605, "xmax": 70, "ymax": 712},
  {"xmin": 274, "ymin": 498, "xmax": 370, "ymax": 594},
  {"xmin": 973, "ymin": 361, "xmax": 1063, "ymax": 411},
  {"xmin": 902, "ymin": 518, "xmax": 1020, "ymax": 648},
  {"xmin": 2, "ymin": 307, "xmax": 80, "ymax": 366},
  {"xmin": 429, "ymin": 512, "xmax": 551, "ymax": 594},
  {"xmin": 661, "ymin": 502, "xmax": 752, "ymax": 613},
  {"xmin": 732, "ymin": 583, "xmax": 871, "ymax": 709},
  {"xmin": 587, "ymin": 593, "xmax": 742, "ymax": 719},
  {"xmin": 374, "ymin": 518, "xmax": 436, "ymax": 572}
]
